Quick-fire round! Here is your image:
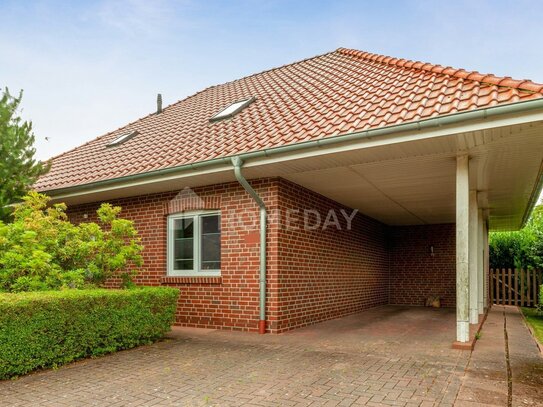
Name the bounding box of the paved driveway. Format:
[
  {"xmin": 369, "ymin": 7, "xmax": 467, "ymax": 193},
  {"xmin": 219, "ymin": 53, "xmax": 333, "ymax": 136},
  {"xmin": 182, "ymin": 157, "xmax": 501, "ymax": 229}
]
[{"xmin": 0, "ymin": 306, "xmax": 470, "ymax": 406}]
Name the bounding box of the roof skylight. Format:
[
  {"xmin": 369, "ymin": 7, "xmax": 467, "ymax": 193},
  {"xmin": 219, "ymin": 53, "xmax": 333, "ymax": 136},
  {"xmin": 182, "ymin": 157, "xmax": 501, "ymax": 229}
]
[
  {"xmin": 210, "ymin": 97, "xmax": 255, "ymax": 122},
  {"xmin": 107, "ymin": 130, "xmax": 139, "ymax": 147}
]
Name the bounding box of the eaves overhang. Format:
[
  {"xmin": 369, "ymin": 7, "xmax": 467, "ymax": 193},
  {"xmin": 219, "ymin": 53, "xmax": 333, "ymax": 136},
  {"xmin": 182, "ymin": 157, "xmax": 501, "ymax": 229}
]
[{"xmin": 42, "ymin": 98, "xmax": 543, "ymax": 228}]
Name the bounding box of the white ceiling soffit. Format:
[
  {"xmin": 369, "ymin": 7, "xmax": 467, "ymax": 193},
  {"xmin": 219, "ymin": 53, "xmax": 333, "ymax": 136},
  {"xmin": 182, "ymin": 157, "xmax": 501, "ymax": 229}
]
[{"xmin": 242, "ymin": 119, "xmax": 543, "ymax": 230}]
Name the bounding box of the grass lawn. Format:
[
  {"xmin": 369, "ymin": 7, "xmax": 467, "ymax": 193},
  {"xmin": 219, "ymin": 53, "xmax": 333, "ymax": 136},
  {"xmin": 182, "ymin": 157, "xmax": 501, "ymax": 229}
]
[{"xmin": 521, "ymin": 307, "xmax": 543, "ymax": 345}]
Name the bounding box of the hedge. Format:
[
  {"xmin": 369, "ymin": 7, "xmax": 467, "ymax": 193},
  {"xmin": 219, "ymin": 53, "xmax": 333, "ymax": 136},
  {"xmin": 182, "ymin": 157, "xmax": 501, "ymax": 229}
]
[{"xmin": 0, "ymin": 287, "xmax": 179, "ymax": 379}]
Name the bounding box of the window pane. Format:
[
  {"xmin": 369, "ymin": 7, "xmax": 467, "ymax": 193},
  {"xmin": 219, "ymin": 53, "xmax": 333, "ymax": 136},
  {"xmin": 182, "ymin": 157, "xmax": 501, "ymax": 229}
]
[
  {"xmin": 175, "ymin": 259, "xmax": 193, "ymax": 270},
  {"xmin": 202, "ymin": 215, "xmax": 220, "ymax": 234},
  {"xmin": 174, "ymin": 218, "xmax": 193, "ymax": 239},
  {"xmin": 202, "ymin": 234, "xmax": 220, "ymax": 261},
  {"xmin": 201, "ymin": 214, "xmax": 221, "ymax": 271},
  {"xmin": 201, "ymin": 261, "xmax": 220, "ymax": 270},
  {"xmin": 174, "ymin": 238, "xmax": 193, "ymax": 260},
  {"xmin": 173, "ymin": 217, "xmax": 194, "ymax": 271}
]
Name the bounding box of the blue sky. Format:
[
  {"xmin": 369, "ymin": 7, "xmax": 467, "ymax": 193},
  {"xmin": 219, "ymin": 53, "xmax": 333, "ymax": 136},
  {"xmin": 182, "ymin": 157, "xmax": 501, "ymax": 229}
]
[{"xmin": 1, "ymin": 0, "xmax": 542, "ymax": 160}]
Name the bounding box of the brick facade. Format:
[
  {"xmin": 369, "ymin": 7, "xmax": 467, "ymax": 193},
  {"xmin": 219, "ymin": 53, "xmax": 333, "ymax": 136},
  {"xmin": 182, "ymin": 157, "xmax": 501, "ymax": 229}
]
[
  {"xmin": 67, "ymin": 178, "xmax": 456, "ymax": 333},
  {"xmin": 389, "ymin": 224, "xmax": 456, "ymax": 307},
  {"xmin": 68, "ymin": 179, "xmax": 280, "ymax": 332},
  {"xmin": 275, "ymin": 180, "xmax": 390, "ymax": 332}
]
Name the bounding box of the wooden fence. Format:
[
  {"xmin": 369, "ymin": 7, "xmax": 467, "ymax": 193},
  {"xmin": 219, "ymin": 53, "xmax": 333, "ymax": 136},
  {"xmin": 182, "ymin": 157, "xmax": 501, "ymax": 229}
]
[{"xmin": 490, "ymin": 268, "xmax": 542, "ymax": 307}]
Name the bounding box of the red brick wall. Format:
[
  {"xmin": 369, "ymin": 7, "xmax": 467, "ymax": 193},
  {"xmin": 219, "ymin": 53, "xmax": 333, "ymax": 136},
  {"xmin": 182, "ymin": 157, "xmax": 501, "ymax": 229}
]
[
  {"xmin": 388, "ymin": 224, "xmax": 456, "ymax": 307},
  {"xmin": 66, "ymin": 178, "xmax": 456, "ymax": 333},
  {"xmin": 275, "ymin": 179, "xmax": 390, "ymax": 332},
  {"xmin": 68, "ymin": 179, "xmax": 281, "ymax": 333}
]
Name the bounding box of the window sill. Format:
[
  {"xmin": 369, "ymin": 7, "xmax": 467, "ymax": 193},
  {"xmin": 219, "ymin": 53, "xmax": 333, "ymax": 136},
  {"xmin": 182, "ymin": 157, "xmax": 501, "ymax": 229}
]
[{"xmin": 161, "ymin": 276, "xmax": 222, "ymax": 285}]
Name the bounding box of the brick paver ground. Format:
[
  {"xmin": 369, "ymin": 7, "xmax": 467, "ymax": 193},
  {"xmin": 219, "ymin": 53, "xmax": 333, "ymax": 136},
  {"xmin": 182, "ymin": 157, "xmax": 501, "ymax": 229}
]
[
  {"xmin": 455, "ymin": 305, "xmax": 543, "ymax": 407},
  {"xmin": 0, "ymin": 306, "xmax": 468, "ymax": 406},
  {"xmin": 0, "ymin": 306, "xmax": 543, "ymax": 407},
  {"xmin": 5, "ymin": 305, "xmax": 538, "ymax": 407}
]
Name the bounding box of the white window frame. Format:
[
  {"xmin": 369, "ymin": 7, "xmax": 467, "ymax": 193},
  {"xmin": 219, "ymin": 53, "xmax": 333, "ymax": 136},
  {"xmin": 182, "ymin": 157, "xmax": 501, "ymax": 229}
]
[
  {"xmin": 167, "ymin": 210, "xmax": 221, "ymax": 277},
  {"xmin": 209, "ymin": 97, "xmax": 255, "ymax": 122},
  {"xmin": 107, "ymin": 130, "xmax": 139, "ymax": 146}
]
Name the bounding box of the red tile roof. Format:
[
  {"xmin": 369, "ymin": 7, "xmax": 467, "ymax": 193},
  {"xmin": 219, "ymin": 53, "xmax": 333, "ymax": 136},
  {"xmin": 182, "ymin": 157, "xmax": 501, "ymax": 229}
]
[{"xmin": 36, "ymin": 48, "xmax": 543, "ymax": 192}]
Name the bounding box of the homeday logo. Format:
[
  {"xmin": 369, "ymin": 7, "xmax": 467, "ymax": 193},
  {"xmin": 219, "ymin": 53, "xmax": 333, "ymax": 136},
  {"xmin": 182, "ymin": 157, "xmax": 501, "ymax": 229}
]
[{"xmin": 173, "ymin": 186, "xmax": 358, "ymax": 232}]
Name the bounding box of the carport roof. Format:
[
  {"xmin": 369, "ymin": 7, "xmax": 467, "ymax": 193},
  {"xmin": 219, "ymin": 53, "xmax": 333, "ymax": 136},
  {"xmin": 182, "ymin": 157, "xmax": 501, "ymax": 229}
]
[{"xmin": 35, "ymin": 47, "xmax": 543, "ymax": 192}]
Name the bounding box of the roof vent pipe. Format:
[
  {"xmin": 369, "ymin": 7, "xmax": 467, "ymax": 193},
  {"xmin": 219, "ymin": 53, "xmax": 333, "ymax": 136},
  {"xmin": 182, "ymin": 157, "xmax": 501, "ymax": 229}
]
[{"xmin": 157, "ymin": 93, "xmax": 163, "ymax": 114}]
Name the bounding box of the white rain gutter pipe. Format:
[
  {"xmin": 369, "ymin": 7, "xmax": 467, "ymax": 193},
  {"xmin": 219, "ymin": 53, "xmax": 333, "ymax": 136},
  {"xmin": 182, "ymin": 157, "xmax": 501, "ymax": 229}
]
[{"xmin": 231, "ymin": 156, "xmax": 267, "ymax": 334}]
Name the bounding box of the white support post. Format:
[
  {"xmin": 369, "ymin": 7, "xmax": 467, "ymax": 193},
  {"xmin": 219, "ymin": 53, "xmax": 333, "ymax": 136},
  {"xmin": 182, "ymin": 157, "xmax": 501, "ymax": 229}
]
[
  {"xmin": 477, "ymin": 209, "xmax": 484, "ymax": 315},
  {"xmin": 483, "ymin": 219, "xmax": 489, "ymax": 309},
  {"xmin": 469, "ymin": 190, "xmax": 479, "ymax": 325},
  {"xmin": 456, "ymin": 155, "xmax": 470, "ymax": 343}
]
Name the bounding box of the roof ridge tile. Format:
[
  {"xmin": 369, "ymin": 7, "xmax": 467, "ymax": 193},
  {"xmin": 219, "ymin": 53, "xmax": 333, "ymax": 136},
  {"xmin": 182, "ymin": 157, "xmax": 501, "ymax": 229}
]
[{"xmin": 336, "ymin": 47, "xmax": 543, "ymax": 93}]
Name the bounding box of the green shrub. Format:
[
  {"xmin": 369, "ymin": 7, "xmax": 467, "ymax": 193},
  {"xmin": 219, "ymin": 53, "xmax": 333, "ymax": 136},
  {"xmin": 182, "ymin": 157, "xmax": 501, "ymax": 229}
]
[
  {"xmin": 0, "ymin": 287, "xmax": 179, "ymax": 379},
  {"xmin": 489, "ymin": 205, "xmax": 543, "ymax": 270},
  {"xmin": 0, "ymin": 191, "xmax": 143, "ymax": 291},
  {"xmin": 489, "ymin": 230, "xmax": 532, "ymax": 269}
]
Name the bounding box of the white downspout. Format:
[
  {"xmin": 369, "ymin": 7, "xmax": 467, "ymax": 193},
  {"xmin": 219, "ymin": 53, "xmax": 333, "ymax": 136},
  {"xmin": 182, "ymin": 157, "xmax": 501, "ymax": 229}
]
[{"xmin": 231, "ymin": 156, "xmax": 267, "ymax": 334}]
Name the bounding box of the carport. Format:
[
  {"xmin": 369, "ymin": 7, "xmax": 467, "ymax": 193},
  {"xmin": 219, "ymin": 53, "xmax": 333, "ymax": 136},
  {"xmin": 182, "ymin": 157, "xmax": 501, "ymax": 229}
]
[
  {"xmin": 239, "ymin": 99, "xmax": 543, "ymax": 345},
  {"xmin": 44, "ymin": 98, "xmax": 543, "ymax": 344}
]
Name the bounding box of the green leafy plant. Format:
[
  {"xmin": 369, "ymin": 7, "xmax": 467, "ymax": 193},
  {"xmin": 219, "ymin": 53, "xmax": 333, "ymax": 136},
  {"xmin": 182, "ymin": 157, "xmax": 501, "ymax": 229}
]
[
  {"xmin": 0, "ymin": 191, "xmax": 143, "ymax": 291},
  {"xmin": 0, "ymin": 287, "xmax": 179, "ymax": 379},
  {"xmin": 489, "ymin": 205, "xmax": 543, "ymax": 270},
  {"xmin": 521, "ymin": 307, "xmax": 543, "ymax": 344},
  {"xmin": 0, "ymin": 88, "xmax": 49, "ymax": 221}
]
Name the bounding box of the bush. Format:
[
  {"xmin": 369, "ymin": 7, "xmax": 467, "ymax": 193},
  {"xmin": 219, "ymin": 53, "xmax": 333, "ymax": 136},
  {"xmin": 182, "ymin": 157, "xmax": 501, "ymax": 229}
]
[
  {"xmin": 0, "ymin": 191, "xmax": 143, "ymax": 291},
  {"xmin": 489, "ymin": 231, "xmax": 531, "ymax": 269},
  {"xmin": 0, "ymin": 287, "xmax": 179, "ymax": 379},
  {"xmin": 489, "ymin": 205, "xmax": 543, "ymax": 270}
]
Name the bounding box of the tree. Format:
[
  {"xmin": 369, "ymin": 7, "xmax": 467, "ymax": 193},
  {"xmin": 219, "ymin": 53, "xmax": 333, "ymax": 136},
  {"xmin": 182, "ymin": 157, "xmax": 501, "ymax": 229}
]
[{"xmin": 0, "ymin": 88, "xmax": 48, "ymax": 221}]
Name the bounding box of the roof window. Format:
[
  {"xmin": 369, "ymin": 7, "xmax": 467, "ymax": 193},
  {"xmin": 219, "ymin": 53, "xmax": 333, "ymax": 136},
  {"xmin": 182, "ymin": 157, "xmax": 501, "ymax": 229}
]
[
  {"xmin": 210, "ymin": 97, "xmax": 255, "ymax": 122},
  {"xmin": 107, "ymin": 130, "xmax": 138, "ymax": 147}
]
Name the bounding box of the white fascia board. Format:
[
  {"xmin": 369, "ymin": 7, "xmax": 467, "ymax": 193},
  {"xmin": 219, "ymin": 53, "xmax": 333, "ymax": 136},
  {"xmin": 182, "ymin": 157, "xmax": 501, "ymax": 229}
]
[{"xmin": 48, "ymin": 163, "xmax": 234, "ymax": 202}]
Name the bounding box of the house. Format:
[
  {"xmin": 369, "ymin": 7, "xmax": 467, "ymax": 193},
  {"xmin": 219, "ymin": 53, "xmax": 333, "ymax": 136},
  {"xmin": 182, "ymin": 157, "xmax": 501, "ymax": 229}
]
[{"xmin": 35, "ymin": 48, "xmax": 543, "ymax": 346}]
